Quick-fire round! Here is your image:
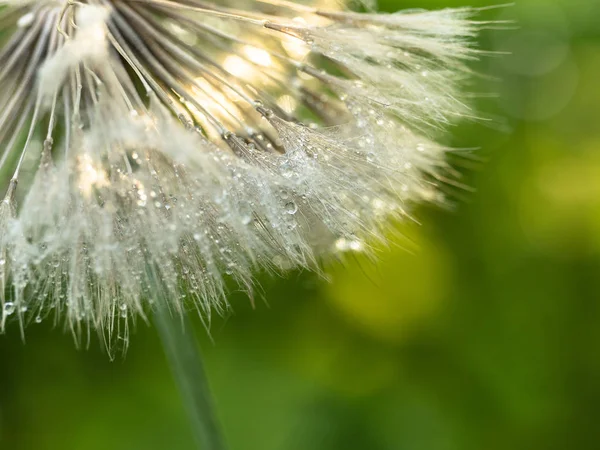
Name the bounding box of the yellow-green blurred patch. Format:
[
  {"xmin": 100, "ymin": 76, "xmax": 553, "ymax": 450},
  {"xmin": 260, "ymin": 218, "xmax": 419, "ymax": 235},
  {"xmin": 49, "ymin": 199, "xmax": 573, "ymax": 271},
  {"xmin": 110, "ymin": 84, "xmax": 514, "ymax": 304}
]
[{"xmin": 324, "ymin": 226, "xmax": 452, "ymax": 344}]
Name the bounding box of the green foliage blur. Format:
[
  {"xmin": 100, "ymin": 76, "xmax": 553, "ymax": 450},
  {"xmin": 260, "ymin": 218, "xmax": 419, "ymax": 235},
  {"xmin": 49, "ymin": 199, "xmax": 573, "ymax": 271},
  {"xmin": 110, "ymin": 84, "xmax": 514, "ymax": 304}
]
[{"xmin": 2, "ymin": 0, "xmax": 600, "ymax": 448}]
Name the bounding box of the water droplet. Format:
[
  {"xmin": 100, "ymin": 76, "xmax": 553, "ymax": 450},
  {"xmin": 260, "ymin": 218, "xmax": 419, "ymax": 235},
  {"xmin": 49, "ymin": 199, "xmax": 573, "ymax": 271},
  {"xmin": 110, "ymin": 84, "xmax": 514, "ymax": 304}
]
[
  {"xmin": 3, "ymin": 302, "xmax": 15, "ymax": 316},
  {"xmin": 0, "ymin": 258, "xmax": 5, "ymax": 266},
  {"xmin": 285, "ymin": 201, "xmax": 298, "ymax": 215},
  {"xmin": 17, "ymin": 12, "xmax": 34, "ymax": 28},
  {"xmin": 35, "ymin": 315, "xmax": 42, "ymax": 323}
]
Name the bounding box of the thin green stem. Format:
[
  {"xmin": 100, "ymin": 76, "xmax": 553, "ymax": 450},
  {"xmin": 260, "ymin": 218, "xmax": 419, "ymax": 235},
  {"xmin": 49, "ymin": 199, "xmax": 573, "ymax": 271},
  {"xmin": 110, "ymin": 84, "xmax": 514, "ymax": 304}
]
[{"xmin": 154, "ymin": 306, "xmax": 227, "ymax": 450}]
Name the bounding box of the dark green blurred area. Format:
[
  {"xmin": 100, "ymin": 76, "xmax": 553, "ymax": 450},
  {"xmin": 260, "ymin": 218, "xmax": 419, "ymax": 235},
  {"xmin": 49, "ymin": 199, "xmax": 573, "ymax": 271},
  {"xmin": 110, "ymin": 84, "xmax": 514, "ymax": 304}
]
[{"xmin": 2, "ymin": 0, "xmax": 600, "ymax": 448}]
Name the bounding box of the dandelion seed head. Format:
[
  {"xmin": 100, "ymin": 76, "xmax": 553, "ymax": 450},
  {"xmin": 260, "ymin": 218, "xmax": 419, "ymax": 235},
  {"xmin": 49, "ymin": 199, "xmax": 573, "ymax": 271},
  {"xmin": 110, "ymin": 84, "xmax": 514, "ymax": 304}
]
[{"xmin": 0, "ymin": 0, "xmax": 486, "ymax": 347}]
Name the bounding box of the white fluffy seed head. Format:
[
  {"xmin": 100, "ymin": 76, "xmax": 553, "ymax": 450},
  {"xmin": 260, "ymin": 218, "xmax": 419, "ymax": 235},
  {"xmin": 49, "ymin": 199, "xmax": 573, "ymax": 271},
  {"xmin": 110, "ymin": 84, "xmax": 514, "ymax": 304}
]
[
  {"xmin": 0, "ymin": 0, "xmax": 489, "ymax": 350},
  {"xmin": 38, "ymin": 5, "xmax": 110, "ymax": 97}
]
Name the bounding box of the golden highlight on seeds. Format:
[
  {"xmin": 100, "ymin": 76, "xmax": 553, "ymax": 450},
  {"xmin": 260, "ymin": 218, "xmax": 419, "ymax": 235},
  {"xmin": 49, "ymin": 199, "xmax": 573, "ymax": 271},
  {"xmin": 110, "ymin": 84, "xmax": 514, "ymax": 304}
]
[{"xmin": 0, "ymin": 0, "xmax": 489, "ymax": 342}]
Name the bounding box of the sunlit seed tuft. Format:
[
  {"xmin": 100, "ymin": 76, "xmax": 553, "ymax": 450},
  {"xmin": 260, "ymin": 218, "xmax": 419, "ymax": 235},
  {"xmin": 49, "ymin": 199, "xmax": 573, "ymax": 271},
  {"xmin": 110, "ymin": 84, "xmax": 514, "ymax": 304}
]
[{"xmin": 0, "ymin": 0, "xmax": 490, "ymax": 348}]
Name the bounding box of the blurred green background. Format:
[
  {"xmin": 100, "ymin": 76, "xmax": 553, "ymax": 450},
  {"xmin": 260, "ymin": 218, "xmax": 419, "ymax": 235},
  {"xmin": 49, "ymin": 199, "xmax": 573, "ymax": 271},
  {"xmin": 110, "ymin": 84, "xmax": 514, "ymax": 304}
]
[{"xmin": 2, "ymin": 0, "xmax": 600, "ymax": 449}]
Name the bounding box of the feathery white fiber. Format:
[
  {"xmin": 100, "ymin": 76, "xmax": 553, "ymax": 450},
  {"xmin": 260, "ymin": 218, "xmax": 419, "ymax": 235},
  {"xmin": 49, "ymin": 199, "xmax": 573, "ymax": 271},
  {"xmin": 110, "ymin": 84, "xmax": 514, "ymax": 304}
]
[{"xmin": 0, "ymin": 0, "xmax": 487, "ymax": 346}]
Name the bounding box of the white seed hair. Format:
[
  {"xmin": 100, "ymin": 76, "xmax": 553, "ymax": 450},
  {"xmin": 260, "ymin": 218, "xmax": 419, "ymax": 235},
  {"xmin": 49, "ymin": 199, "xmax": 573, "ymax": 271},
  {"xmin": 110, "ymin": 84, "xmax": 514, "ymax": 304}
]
[{"xmin": 0, "ymin": 0, "xmax": 487, "ymax": 347}]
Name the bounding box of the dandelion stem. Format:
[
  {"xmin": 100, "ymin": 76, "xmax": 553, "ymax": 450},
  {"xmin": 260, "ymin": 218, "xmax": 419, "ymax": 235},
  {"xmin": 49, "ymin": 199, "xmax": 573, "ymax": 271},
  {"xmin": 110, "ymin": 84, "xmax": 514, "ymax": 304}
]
[{"xmin": 154, "ymin": 306, "xmax": 227, "ymax": 450}]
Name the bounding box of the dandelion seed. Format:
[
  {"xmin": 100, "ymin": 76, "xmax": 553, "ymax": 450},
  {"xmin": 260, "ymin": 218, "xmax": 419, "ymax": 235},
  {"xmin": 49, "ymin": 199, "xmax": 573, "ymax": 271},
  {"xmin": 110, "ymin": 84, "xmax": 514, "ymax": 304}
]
[{"xmin": 0, "ymin": 0, "xmax": 488, "ymax": 346}]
